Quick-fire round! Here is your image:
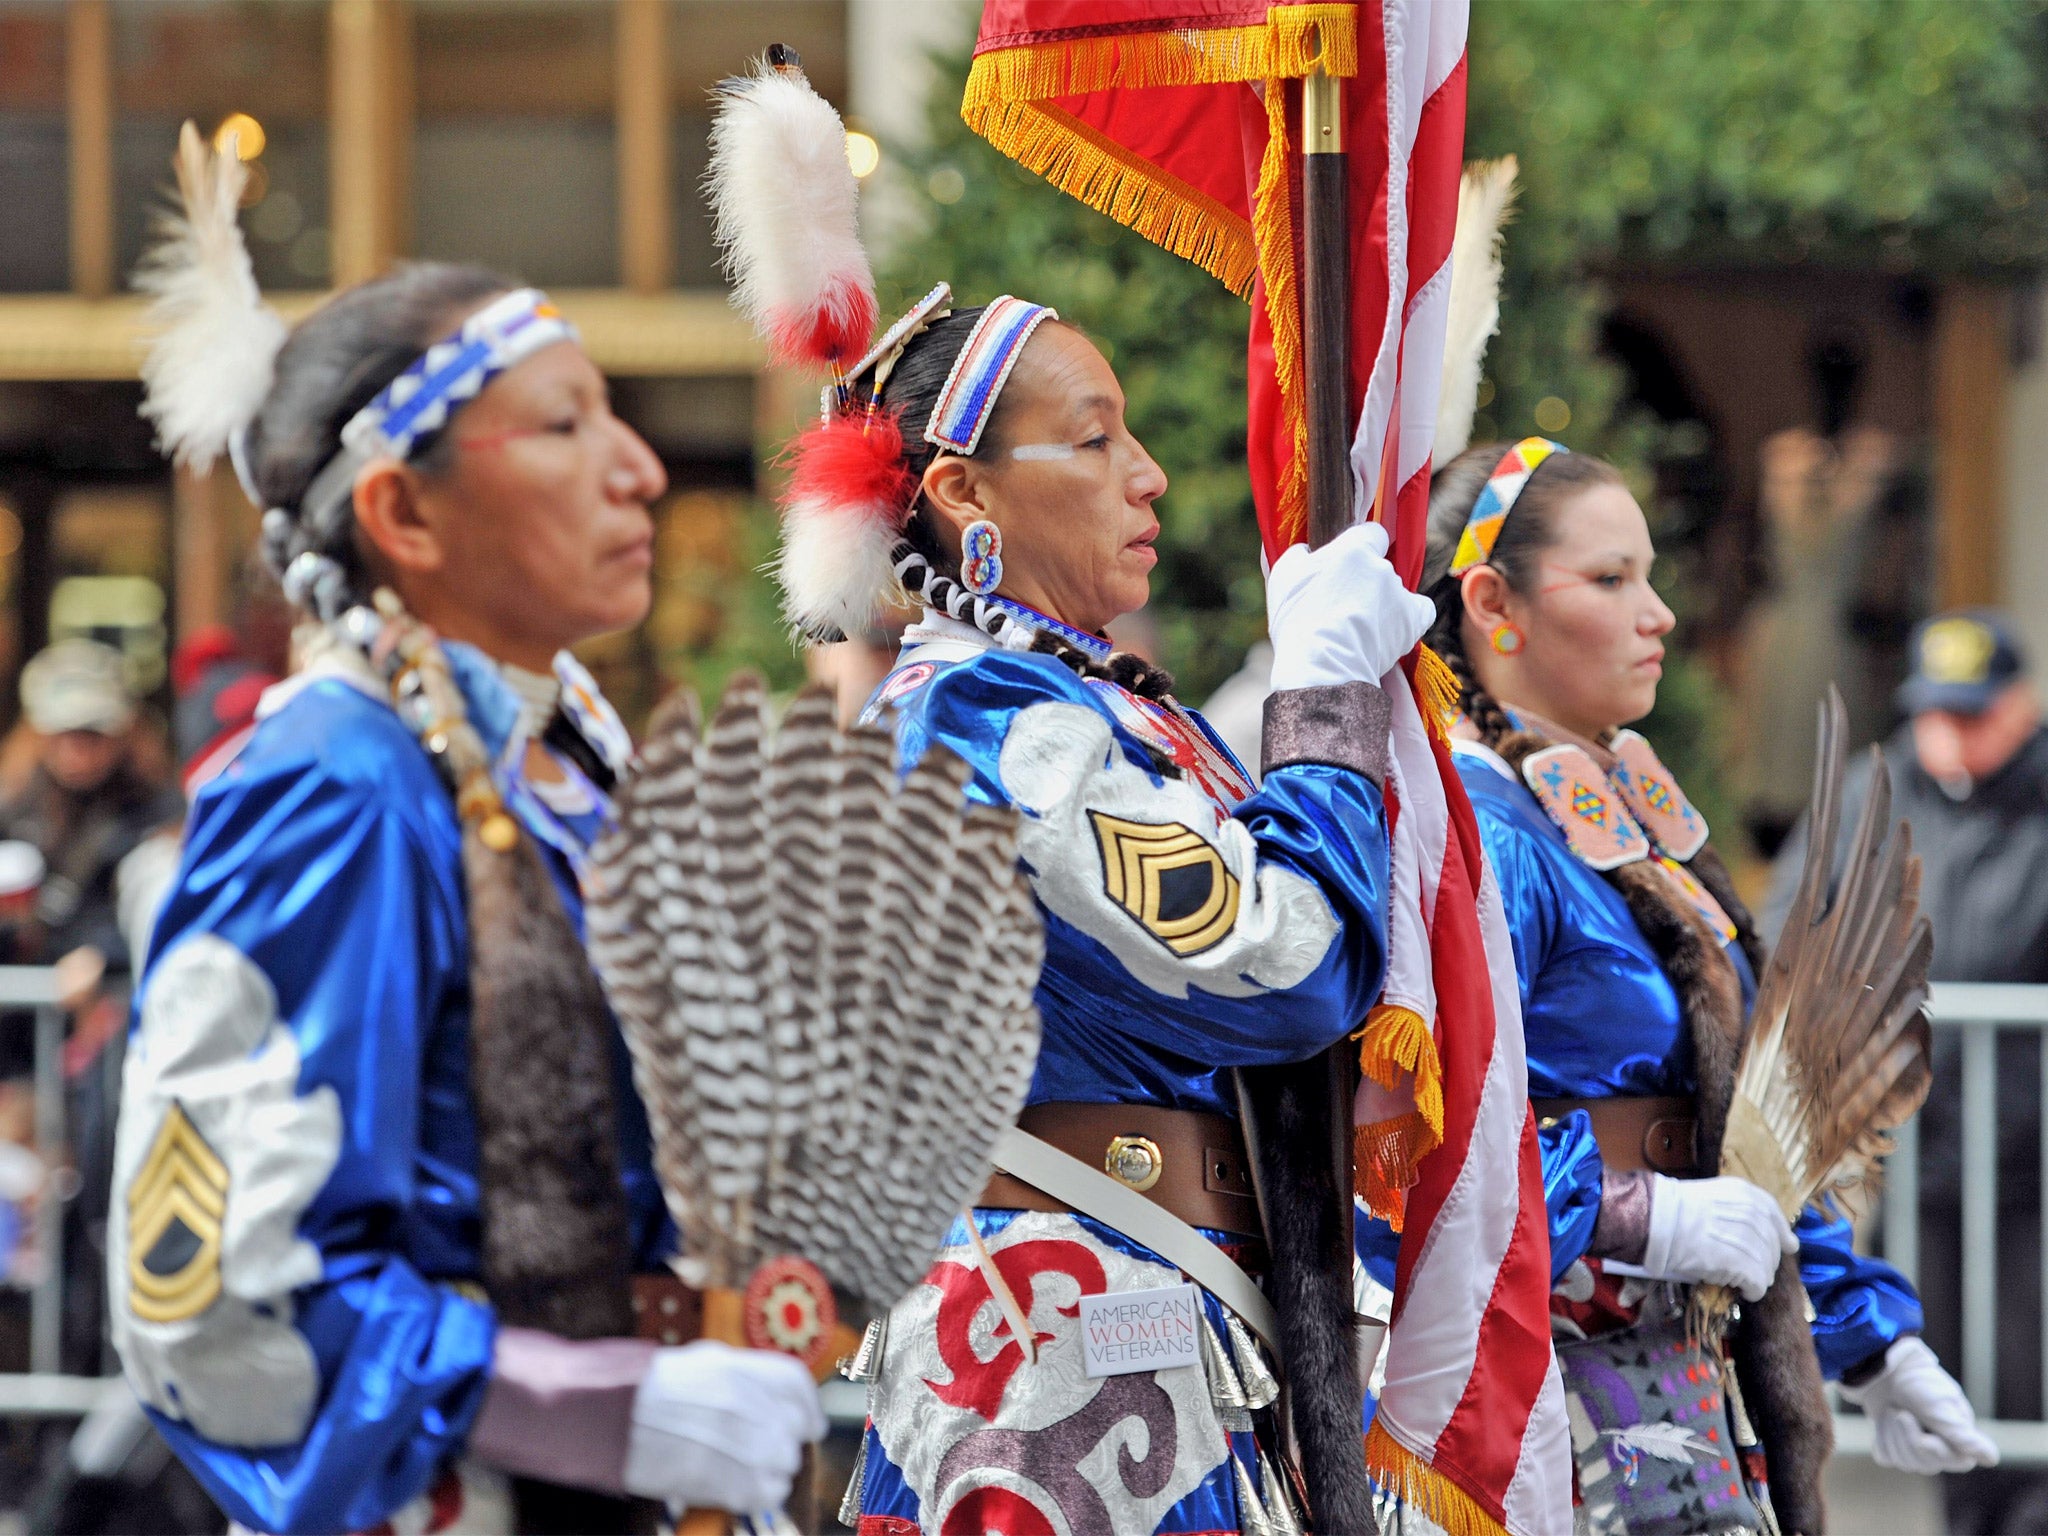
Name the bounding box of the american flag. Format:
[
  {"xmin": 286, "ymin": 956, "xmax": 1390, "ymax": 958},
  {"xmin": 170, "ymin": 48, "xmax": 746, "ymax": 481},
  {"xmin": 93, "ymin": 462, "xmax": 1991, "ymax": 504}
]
[{"xmin": 965, "ymin": 3, "xmax": 1570, "ymax": 1531}]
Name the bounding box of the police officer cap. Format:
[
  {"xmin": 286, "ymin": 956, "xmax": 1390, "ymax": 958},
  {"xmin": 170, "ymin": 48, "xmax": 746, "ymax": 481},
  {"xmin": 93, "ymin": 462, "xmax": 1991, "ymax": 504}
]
[{"xmin": 1898, "ymin": 609, "xmax": 2027, "ymax": 716}]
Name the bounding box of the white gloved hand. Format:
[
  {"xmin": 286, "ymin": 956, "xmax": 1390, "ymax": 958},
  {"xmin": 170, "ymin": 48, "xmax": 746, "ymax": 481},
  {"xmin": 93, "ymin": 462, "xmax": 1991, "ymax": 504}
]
[
  {"xmin": 1840, "ymin": 1336, "xmax": 1999, "ymax": 1475},
  {"xmin": 621, "ymin": 1340, "xmax": 826, "ymax": 1513},
  {"xmin": 1266, "ymin": 521, "xmax": 1438, "ymax": 691},
  {"xmin": 1617, "ymin": 1174, "xmax": 1796, "ymax": 1301}
]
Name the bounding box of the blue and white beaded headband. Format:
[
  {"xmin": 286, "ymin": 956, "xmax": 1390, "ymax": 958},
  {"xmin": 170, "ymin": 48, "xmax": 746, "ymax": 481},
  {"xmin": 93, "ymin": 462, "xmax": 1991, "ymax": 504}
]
[
  {"xmin": 294, "ymin": 287, "xmax": 578, "ymax": 526},
  {"xmin": 923, "ymin": 294, "xmax": 1057, "ymax": 455}
]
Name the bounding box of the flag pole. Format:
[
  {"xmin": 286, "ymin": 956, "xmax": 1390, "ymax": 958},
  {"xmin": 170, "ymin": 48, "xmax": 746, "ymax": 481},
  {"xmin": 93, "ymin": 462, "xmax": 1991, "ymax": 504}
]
[
  {"xmin": 1266, "ymin": 51, "xmax": 1384, "ymax": 1535},
  {"xmin": 1301, "ymin": 57, "xmax": 1350, "ymax": 552}
]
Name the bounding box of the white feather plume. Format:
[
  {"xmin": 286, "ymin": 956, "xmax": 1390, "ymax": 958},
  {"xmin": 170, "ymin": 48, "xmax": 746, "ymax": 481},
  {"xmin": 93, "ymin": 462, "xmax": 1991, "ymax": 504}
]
[
  {"xmin": 775, "ymin": 493, "xmax": 905, "ymax": 639},
  {"xmin": 1434, "ymin": 156, "xmax": 1518, "ymax": 466},
  {"xmin": 135, "ymin": 122, "xmax": 288, "ymax": 473},
  {"xmin": 707, "ymin": 56, "xmax": 876, "ymax": 368}
]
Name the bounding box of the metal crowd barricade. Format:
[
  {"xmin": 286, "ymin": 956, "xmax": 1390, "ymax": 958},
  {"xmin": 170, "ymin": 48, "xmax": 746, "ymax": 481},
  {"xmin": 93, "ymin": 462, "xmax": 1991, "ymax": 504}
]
[
  {"xmin": 1831, "ymin": 981, "xmax": 2048, "ymax": 1464},
  {"xmin": 0, "ymin": 965, "xmax": 123, "ymax": 1417}
]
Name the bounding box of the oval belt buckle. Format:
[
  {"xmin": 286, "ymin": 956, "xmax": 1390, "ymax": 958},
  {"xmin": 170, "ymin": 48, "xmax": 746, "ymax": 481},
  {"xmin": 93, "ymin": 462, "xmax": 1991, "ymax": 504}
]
[{"xmin": 1105, "ymin": 1134, "xmax": 1165, "ymax": 1192}]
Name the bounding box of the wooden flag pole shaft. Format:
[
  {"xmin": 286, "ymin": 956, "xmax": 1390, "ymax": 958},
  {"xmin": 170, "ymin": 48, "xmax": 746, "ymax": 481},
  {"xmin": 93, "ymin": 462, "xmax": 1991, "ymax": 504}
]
[{"xmin": 1301, "ymin": 65, "xmax": 1350, "ymax": 554}]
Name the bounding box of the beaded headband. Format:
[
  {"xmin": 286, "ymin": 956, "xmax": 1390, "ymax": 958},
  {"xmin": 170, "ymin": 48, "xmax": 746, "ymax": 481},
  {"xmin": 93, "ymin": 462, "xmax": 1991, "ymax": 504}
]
[
  {"xmin": 297, "ymin": 287, "xmax": 578, "ymax": 525},
  {"xmin": 1449, "ymin": 436, "xmax": 1568, "ymax": 577},
  {"xmin": 923, "ymin": 294, "xmax": 1058, "ymax": 454}
]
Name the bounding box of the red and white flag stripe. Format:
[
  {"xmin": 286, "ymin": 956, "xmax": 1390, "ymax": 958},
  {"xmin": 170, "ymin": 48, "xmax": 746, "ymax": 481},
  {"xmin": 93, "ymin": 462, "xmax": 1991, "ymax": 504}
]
[{"xmin": 1356, "ymin": 5, "xmax": 1570, "ymax": 1535}]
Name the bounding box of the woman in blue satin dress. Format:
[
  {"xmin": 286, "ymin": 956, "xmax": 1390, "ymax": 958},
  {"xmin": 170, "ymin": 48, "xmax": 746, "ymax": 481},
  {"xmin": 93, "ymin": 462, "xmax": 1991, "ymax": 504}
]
[
  {"xmin": 786, "ymin": 287, "xmax": 1434, "ymax": 1536},
  {"xmin": 1358, "ymin": 438, "xmax": 1993, "ymax": 1535},
  {"xmin": 107, "ymin": 233, "xmax": 821, "ymax": 1531}
]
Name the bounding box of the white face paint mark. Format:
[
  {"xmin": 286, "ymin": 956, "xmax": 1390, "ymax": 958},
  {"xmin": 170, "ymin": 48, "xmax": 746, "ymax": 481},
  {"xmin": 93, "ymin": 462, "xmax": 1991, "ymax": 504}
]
[{"xmin": 1010, "ymin": 443, "xmax": 1076, "ymax": 462}]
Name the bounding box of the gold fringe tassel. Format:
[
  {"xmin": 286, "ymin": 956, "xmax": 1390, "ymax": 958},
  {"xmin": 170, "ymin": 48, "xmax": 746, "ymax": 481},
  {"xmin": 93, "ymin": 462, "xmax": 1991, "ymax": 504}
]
[
  {"xmin": 1352, "ymin": 1004, "xmax": 1446, "ymax": 1231},
  {"xmin": 1251, "ymin": 67, "xmax": 1310, "ymax": 547},
  {"xmin": 1354, "ymin": 1111, "xmax": 1433, "ymax": 1231},
  {"xmin": 963, "ymin": 101, "xmax": 1259, "ymax": 296},
  {"xmin": 1365, "ymin": 1421, "xmax": 1512, "ymax": 1536},
  {"xmin": 961, "ymin": 5, "xmax": 1362, "ymax": 546},
  {"xmin": 961, "ymin": 5, "xmax": 1358, "ymax": 111},
  {"xmin": 1414, "ymin": 644, "xmax": 1461, "ymax": 742}
]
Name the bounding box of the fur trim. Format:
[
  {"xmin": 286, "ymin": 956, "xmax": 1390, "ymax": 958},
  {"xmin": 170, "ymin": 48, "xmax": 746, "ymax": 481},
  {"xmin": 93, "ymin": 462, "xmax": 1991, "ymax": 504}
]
[
  {"xmin": 708, "ymin": 58, "xmax": 877, "ymax": 370},
  {"xmin": 1433, "ymin": 157, "xmax": 1517, "ymax": 468},
  {"xmin": 775, "ymin": 412, "xmax": 916, "ymax": 637},
  {"xmin": 464, "ymin": 827, "xmax": 636, "ymax": 1339},
  {"xmin": 1239, "ymin": 1056, "xmax": 1378, "ymax": 1535},
  {"xmin": 135, "ymin": 122, "xmax": 288, "ymax": 472},
  {"xmin": 1733, "ymin": 1251, "xmax": 1834, "ymax": 1536}
]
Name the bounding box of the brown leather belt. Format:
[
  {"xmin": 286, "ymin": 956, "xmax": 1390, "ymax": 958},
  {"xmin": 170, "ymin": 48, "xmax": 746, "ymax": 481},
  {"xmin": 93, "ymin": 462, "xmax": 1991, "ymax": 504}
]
[
  {"xmin": 979, "ymin": 1102, "xmax": 1263, "ymax": 1240},
  {"xmin": 632, "ymin": 1274, "xmax": 703, "ymax": 1346},
  {"xmin": 1533, "ymin": 1095, "xmax": 1698, "ymax": 1176}
]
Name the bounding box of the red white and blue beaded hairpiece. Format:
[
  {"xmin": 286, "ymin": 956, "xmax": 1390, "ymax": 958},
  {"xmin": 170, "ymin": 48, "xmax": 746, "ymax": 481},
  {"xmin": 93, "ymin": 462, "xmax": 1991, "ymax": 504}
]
[
  {"xmin": 296, "ymin": 288, "xmax": 577, "ymax": 524},
  {"xmin": 1448, "ymin": 435, "xmax": 1567, "ymax": 577},
  {"xmin": 923, "ymin": 294, "xmax": 1058, "ymax": 454}
]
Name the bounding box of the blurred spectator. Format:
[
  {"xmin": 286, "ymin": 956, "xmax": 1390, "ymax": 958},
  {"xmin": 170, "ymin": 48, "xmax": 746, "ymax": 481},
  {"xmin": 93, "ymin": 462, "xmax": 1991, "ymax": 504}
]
[
  {"xmin": 1739, "ymin": 331, "xmax": 1929, "ymax": 856},
  {"xmin": 0, "ymin": 642, "xmax": 180, "ymax": 999},
  {"xmin": 1766, "ymin": 610, "xmax": 2048, "ymax": 1533}
]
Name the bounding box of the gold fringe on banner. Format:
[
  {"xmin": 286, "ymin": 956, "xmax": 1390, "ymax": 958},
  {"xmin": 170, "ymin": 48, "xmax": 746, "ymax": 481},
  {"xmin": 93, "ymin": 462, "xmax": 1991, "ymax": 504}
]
[
  {"xmin": 1414, "ymin": 644, "xmax": 1461, "ymax": 741},
  {"xmin": 1365, "ymin": 1421, "xmax": 1513, "ymax": 1536},
  {"xmin": 963, "ymin": 101, "xmax": 1259, "ymax": 296},
  {"xmin": 1251, "ymin": 70, "xmax": 1310, "ymax": 547},
  {"xmin": 961, "ymin": 4, "xmax": 1361, "ymax": 544},
  {"xmin": 962, "ymin": 4, "xmax": 1358, "ymax": 110},
  {"xmin": 1352, "ymin": 1002, "xmax": 1446, "ymax": 1229}
]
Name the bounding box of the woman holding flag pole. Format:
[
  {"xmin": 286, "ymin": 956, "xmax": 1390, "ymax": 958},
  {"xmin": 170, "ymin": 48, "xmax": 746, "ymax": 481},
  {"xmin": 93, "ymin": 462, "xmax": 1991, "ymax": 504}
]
[
  {"xmin": 712, "ymin": 39, "xmax": 1436, "ymax": 1532},
  {"xmin": 962, "ymin": 5, "xmax": 1572, "ymax": 1535}
]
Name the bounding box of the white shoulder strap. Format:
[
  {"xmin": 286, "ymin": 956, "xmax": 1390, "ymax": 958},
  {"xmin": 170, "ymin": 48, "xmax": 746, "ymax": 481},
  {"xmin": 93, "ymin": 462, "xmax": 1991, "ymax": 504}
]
[{"xmin": 990, "ymin": 1126, "xmax": 1280, "ymax": 1357}]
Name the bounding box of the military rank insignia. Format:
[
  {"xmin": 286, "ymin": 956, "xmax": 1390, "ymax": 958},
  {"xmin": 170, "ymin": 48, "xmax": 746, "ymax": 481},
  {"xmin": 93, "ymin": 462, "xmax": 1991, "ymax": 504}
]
[
  {"xmin": 127, "ymin": 1102, "xmax": 228, "ymax": 1325},
  {"xmin": 1521, "ymin": 745, "xmax": 1650, "ymax": 871},
  {"xmin": 1091, "ymin": 812, "xmax": 1241, "ymax": 956}
]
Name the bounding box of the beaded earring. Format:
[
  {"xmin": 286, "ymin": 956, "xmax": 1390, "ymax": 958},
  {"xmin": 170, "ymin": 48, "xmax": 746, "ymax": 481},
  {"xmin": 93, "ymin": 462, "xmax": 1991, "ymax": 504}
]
[
  {"xmin": 1490, "ymin": 622, "xmax": 1525, "ymax": 656},
  {"xmin": 961, "ymin": 520, "xmax": 1004, "ymax": 596}
]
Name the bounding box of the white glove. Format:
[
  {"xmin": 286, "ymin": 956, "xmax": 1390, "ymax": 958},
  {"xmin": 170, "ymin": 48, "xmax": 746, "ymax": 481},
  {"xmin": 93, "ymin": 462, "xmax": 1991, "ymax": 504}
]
[
  {"xmin": 1266, "ymin": 521, "xmax": 1438, "ymax": 690},
  {"xmin": 620, "ymin": 1340, "xmax": 826, "ymax": 1513},
  {"xmin": 1611, "ymin": 1174, "xmax": 1796, "ymax": 1301},
  {"xmin": 1840, "ymin": 1336, "xmax": 1999, "ymax": 1474}
]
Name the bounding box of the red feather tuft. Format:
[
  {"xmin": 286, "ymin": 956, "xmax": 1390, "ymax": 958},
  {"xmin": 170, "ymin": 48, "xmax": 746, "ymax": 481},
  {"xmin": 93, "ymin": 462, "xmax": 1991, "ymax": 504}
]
[
  {"xmin": 783, "ymin": 409, "xmax": 916, "ymax": 526},
  {"xmin": 766, "ymin": 278, "xmax": 878, "ymax": 371}
]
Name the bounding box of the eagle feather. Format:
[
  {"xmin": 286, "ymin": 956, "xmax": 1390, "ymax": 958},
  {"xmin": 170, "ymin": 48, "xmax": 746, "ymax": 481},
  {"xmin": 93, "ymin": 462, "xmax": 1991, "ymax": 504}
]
[
  {"xmin": 1720, "ymin": 689, "xmax": 1934, "ymax": 1223},
  {"xmin": 589, "ymin": 675, "xmax": 1043, "ymax": 1308}
]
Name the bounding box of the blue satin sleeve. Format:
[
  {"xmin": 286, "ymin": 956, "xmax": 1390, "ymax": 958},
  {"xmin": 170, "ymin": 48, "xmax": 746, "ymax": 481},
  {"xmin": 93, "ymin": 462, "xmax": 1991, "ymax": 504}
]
[
  {"xmin": 127, "ymin": 698, "xmax": 494, "ymax": 1533},
  {"xmin": 1798, "ymin": 1201, "xmax": 1922, "ymax": 1380},
  {"xmin": 1542, "ymin": 1110, "xmax": 1605, "ymax": 1279},
  {"xmin": 892, "ymin": 652, "xmax": 1389, "ymax": 1093}
]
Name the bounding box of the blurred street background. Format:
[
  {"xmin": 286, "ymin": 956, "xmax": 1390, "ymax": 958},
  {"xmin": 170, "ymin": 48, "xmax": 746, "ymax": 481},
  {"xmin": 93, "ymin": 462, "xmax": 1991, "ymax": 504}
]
[{"xmin": 0, "ymin": 1, "xmax": 2045, "ymax": 1531}]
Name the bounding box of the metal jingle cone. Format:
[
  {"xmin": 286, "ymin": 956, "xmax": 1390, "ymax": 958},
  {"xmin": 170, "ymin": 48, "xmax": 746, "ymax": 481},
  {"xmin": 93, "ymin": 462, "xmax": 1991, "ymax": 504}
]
[
  {"xmin": 840, "ymin": 1314, "xmax": 888, "ymax": 1382},
  {"xmin": 1232, "ymin": 1451, "xmax": 1277, "ymax": 1536},
  {"xmin": 1203, "ymin": 1312, "xmax": 1250, "ymax": 1408},
  {"xmin": 1258, "ymin": 1447, "xmax": 1306, "ymax": 1536},
  {"xmin": 836, "ymin": 1428, "xmax": 870, "ymax": 1528},
  {"xmin": 1202, "ymin": 1312, "xmax": 1254, "ymax": 1431},
  {"xmin": 1226, "ymin": 1312, "xmax": 1281, "ymax": 1411}
]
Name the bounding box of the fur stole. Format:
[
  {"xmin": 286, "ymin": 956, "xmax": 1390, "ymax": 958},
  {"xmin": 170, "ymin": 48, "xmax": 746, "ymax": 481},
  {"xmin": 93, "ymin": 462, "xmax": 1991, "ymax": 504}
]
[
  {"xmin": 1239, "ymin": 1054, "xmax": 1379, "ymax": 1536},
  {"xmin": 1492, "ymin": 726, "xmax": 1834, "ymax": 1535}
]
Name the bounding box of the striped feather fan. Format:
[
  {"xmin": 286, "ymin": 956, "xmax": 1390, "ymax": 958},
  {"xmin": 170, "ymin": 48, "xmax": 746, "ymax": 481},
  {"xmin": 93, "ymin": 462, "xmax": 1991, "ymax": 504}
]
[
  {"xmin": 1721, "ymin": 688, "xmax": 1934, "ymax": 1222},
  {"xmin": 588, "ymin": 674, "xmax": 1043, "ymax": 1311}
]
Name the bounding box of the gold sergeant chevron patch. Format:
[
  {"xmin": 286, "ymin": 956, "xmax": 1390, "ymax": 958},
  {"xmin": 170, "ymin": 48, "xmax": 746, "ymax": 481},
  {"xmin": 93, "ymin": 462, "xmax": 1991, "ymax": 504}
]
[
  {"xmin": 127, "ymin": 1102, "xmax": 227, "ymax": 1325},
  {"xmin": 1091, "ymin": 812, "xmax": 1240, "ymax": 956}
]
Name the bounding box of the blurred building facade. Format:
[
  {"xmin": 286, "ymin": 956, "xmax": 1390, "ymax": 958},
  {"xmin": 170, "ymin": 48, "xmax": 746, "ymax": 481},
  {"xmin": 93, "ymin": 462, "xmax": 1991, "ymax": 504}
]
[{"xmin": 0, "ymin": 0, "xmax": 934, "ymax": 727}]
